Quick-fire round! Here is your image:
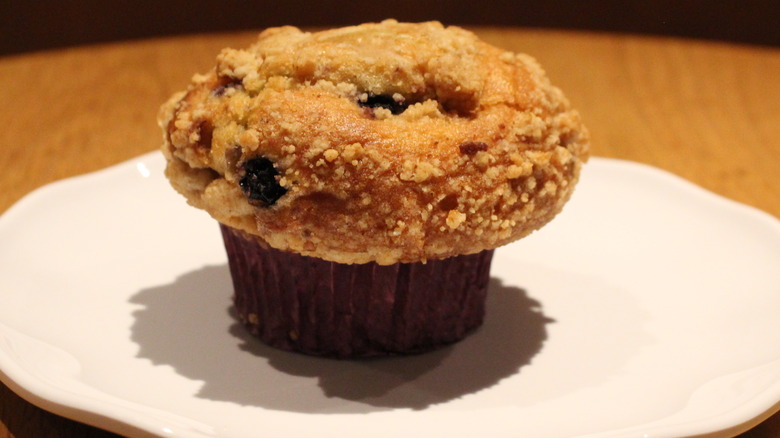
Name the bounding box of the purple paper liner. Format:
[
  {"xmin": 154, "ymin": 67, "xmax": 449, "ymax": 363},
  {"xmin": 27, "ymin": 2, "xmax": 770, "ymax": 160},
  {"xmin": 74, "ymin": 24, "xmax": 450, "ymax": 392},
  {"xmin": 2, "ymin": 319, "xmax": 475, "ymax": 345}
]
[{"xmin": 219, "ymin": 224, "xmax": 494, "ymax": 358}]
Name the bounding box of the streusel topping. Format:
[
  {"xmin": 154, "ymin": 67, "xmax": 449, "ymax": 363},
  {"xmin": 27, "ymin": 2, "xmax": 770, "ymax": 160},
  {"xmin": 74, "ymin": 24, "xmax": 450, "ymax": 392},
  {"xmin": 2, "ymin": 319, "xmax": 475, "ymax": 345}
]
[{"xmin": 159, "ymin": 20, "xmax": 590, "ymax": 264}]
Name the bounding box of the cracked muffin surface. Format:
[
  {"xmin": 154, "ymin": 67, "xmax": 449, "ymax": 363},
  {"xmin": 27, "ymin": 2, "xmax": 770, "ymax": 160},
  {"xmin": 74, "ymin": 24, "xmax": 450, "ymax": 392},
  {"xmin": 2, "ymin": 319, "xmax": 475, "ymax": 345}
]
[{"xmin": 159, "ymin": 19, "xmax": 590, "ymax": 265}]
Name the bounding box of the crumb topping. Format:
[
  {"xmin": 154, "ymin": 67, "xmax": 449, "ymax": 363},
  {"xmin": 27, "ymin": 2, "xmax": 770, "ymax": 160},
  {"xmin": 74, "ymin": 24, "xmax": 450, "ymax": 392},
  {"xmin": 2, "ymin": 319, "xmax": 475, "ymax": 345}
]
[{"xmin": 159, "ymin": 20, "xmax": 590, "ymax": 264}]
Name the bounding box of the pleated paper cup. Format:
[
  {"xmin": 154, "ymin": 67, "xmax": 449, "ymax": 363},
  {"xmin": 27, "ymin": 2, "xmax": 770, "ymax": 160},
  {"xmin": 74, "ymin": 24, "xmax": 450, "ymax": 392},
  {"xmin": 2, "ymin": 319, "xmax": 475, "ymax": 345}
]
[{"xmin": 220, "ymin": 224, "xmax": 494, "ymax": 358}]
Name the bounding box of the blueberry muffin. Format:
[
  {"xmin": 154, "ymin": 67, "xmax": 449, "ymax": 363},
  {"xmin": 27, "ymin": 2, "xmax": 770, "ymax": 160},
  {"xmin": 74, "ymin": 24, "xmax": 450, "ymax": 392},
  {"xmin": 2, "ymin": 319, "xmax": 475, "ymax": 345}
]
[{"xmin": 159, "ymin": 20, "xmax": 589, "ymax": 357}]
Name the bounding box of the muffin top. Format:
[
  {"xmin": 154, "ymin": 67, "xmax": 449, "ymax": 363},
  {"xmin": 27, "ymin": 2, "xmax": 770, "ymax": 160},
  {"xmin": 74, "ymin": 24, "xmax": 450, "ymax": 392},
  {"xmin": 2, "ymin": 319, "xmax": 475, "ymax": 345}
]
[{"xmin": 159, "ymin": 20, "xmax": 589, "ymax": 265}]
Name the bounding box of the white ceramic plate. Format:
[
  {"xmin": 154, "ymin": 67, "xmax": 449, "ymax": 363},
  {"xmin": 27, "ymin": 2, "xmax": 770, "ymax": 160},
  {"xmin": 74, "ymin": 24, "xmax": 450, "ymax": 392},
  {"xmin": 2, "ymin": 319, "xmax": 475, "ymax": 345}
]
[{"xmin": 1, "ymin": 154, "xmax": 780, "ymax": 438}]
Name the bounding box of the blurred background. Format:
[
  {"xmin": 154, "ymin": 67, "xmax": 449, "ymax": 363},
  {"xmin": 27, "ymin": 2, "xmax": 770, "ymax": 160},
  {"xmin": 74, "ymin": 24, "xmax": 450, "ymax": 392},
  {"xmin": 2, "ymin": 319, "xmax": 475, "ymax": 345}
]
[{"xmin": 2, "ymin": 0, "xmax": 779, "ymax": 56}]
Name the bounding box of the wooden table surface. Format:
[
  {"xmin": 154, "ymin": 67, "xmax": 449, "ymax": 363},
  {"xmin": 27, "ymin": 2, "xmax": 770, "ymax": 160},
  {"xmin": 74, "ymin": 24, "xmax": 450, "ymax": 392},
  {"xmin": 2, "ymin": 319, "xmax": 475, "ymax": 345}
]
[{"xmin": 1, "ymin": 27, "xmax": 779, "ymax": 438}]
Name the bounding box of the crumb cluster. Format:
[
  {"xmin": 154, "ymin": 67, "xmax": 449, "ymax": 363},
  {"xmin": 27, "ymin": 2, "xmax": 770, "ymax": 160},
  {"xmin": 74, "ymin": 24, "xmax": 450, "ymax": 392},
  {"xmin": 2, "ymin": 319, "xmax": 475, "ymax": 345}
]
[{"xmin": 159, "ymin": 20, "xmax": 590, "ymax": 264}]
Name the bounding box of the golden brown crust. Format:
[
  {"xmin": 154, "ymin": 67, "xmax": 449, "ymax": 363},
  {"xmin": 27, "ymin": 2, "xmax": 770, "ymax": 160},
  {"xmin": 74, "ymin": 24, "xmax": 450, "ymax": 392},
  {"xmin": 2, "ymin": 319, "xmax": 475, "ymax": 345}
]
[{"xmin": 159, "ymin": 20, "xmax": 590, "ymax": 265}]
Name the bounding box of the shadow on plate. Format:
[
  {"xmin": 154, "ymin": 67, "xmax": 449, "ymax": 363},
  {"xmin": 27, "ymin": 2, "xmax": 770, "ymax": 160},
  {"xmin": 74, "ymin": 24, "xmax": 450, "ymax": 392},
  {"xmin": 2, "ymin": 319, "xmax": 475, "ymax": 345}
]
[{"xmin": 130, "ymin": 264, "xmax": 552, "ymax": 412}]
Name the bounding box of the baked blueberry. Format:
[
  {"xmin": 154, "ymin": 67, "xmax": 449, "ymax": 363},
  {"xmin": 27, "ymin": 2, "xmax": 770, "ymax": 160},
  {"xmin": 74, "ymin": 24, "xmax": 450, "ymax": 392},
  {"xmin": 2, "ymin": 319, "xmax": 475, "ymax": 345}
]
[
  {"xmin": 358, "ymin": 94, "xmax": 408, "ymax": 115},
  {"xmin": 239, "ymin": 157, "xmax": 286, "ymax": 207}
]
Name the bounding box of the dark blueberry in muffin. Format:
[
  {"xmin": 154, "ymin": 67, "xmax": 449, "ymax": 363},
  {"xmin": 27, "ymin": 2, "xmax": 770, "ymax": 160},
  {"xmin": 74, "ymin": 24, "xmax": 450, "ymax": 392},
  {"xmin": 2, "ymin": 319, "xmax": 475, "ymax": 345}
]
[
  {"xmin": 239, "ymin": 157, "xmax": 287, "ymax": 207},
  {"xmin": 359, "ymin": 94, "xmax": 408, "ymax": 115},
  {"xmin": 212, "ymin": 76, "xmax": 244, "ymax": 97}
]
